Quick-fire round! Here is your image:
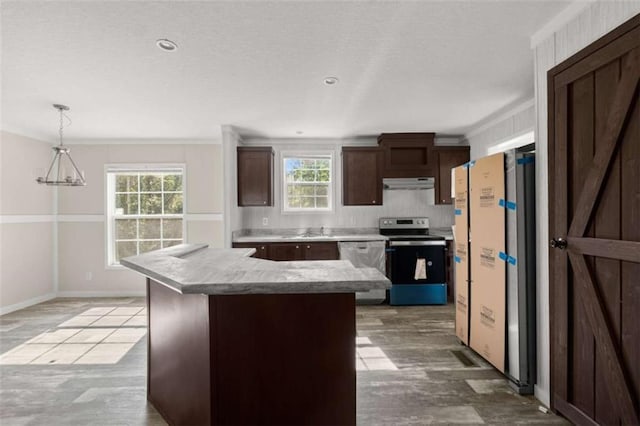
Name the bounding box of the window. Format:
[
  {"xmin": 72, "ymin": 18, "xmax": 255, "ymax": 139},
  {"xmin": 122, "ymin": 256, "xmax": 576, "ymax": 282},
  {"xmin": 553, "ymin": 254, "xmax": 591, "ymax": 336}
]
[
  {"xmin": 282, "ymin": 154, "xmax": 332, "ymax": 212},
  {"xmin": 106, "ymin": 166, "xmax": 185, "ymax": 266}
]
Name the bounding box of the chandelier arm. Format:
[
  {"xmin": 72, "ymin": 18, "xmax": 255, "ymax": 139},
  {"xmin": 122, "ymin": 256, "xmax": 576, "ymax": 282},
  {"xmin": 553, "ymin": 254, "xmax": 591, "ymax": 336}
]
[
  {"xmin": 43, "ymin": 152, "xmax": 58, "ymax": 182},
  {"xmin": 57, "ymin": 150, "xmax": 63, "ymax": 182},
  {"xmin": 65, "ymin": 152, "xmax": 86, "ymax": 183}
]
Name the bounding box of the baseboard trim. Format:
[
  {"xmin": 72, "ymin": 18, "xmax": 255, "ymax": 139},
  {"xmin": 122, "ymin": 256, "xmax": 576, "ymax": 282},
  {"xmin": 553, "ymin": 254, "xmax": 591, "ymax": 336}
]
[
  {"xmin": 534, "ymin": 384, "xmax": 550, "ymax": 408},
  {"xmin": 56, "ymin": 291, "xmax": 146, "ymax": 298},
  {"xmin": 0, "ymin": 292, "xmax": 57, "ymax": 316}
]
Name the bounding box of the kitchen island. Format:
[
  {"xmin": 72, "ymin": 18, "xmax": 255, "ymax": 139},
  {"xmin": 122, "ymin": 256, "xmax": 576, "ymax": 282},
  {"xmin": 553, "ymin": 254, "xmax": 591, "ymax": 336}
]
[{"xmin": 121, "ymin": 244, "xmax": 390, "ymax": 426}]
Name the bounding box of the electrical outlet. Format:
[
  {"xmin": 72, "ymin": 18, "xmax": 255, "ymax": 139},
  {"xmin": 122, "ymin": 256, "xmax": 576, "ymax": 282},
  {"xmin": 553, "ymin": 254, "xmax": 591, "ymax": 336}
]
[
  {"xmin": 262, "ymin": 217, "xmax": 268, "ymax": 226},
  {"xmin": 85, "ymin": 272, "xmax": 93, "ymax": 281}
]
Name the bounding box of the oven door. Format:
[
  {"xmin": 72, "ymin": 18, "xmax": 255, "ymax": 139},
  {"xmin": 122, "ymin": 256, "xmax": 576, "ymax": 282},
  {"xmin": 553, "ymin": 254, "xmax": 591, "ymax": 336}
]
[{"xmin": 387, "ymin": 240, "xmax": 446, "ymax": 284}]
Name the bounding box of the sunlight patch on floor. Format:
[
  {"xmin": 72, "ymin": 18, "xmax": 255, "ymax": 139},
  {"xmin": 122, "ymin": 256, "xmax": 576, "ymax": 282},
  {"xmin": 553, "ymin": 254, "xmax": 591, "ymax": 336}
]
[
  {"xmin": 0, "ymin": 307, "xmax": 146, "ymax": 365},
  {"xmin": 356, "ymin": 337, "xmax": 398, "ymax": 371}
]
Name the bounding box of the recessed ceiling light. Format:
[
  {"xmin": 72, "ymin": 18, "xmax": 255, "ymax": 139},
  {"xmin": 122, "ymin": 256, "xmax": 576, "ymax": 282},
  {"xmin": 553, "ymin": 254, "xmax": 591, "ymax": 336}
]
[
  {"xmin": 156, "ymin": 39, "xmax": 178, "ymax": 52},
  {"xmin": 323, "ymin": 77, "xmax": 339, "ymax": 86}
]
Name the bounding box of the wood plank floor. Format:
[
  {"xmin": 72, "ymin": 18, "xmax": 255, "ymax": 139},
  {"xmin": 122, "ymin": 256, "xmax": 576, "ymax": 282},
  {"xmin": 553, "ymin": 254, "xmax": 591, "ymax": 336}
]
[{"xmin": 0, "ymin": 298, "xmax": 568, "ymax": 425}]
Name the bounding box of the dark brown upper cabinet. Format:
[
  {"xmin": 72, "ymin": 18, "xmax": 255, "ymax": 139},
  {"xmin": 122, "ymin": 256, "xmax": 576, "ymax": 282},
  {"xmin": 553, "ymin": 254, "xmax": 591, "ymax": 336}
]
[
  {"xmin": 434, "ymin": 146, "xmax": 470, "ymax": 205},
  {"xmin": 237, "ymin": 147, "xmax": 273, "ymax": 206},
  {"xmin": 378, "ymin": 133, "xmax": 436, "ymax": 178},
  {"xmin": 342, "ymin": 147, "xmax": 383, "ymax": 206}
]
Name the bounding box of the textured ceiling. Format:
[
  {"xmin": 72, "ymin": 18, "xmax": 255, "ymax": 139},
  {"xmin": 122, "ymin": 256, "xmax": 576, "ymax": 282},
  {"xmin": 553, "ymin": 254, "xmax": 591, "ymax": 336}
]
[{"xmin": 1, "ymin": 1, "xmax": 569, "ymax": 142}]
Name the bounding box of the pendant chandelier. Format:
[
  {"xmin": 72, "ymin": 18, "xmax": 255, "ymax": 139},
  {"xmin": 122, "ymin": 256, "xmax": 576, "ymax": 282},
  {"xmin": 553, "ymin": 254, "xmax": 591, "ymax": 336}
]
[{"xmin": 36, "ymin": 104, "xmax": 86, "ymax": 186}]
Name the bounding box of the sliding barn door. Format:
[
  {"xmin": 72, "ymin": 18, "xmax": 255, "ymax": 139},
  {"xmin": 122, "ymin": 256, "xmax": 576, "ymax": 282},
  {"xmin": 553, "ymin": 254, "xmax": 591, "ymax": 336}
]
[{"xmin": 548, "ymin": 15, "xmax": 640, "ymax": 425}]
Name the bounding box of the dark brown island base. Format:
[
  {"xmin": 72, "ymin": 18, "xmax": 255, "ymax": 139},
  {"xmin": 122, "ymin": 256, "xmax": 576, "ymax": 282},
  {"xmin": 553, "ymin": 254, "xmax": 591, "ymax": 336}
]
[{"xmin": 121, "ymin": 244, "xmax": 390, "ymax": 426}]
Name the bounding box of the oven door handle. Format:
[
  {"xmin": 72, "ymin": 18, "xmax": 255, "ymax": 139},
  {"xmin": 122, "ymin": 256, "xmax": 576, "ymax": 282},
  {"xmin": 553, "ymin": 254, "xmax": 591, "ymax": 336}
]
[{"xmin": 389, "ymin": 240, "xmax": 446, "ymax": 247}]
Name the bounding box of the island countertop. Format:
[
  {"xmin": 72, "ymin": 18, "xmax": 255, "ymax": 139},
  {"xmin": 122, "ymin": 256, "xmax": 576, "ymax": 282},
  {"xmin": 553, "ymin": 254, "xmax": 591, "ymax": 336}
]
[{"xmin": 120, "ymin": 243, "xmax": 391, "ymax": 295}]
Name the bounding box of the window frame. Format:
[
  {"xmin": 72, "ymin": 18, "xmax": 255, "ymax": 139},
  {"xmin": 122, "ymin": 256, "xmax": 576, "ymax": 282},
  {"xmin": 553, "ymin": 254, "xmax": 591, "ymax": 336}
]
[
  {"xmin": 105, "ymin": 164, "xmax": 187, "ymax": 268},
  {"xmin": 280, "ymin": 151, "xmax": 334, "ymax": 214}
]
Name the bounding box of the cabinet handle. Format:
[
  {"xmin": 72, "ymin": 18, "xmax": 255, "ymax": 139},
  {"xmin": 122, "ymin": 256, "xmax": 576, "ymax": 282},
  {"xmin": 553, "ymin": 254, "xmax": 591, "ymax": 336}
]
[
  {"xmin": 296, "ymin": 245, "xmax": 300, "ymax": 249},
  {"xmin": 307, "ymin": 245, "xmax": 311, "ymax": 249},
  {"xmin": 372, "ymin": 200, "xmax": 375, "ymax": 204},
  {"xmin": 260, "ymin": 246, "xmax": 265, "ymax": 250},
  {"xmin": 263, "ymin": 201, "xmax": 267, "ymax": 205}
]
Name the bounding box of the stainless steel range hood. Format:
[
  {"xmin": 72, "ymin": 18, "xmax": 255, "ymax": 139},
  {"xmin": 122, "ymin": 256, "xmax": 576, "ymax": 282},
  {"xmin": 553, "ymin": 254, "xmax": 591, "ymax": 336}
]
[{"xmin": 383, "ymin": 177, "xmax": 435, "ymax": 190}]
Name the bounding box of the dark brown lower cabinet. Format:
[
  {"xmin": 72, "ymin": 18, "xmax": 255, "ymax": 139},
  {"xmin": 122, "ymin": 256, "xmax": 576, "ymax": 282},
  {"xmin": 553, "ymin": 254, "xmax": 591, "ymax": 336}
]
[
  {"xmin": 147, "ymin": 279, "xmax": 356, "ymax": 425},
  {"xmin": 302, "ymin": 242, "xmax": 339, "ymax": 260},
  {"xmin": 269, "ymin": 243, "xmax": 305, "ymax": 261},
  {"xmin": 233, "ymin": 241, "xmax": 339, "ymax": 261},
  {"xmin": 231, "ymin": 242, "xmax": 270, "ymax": 259}
]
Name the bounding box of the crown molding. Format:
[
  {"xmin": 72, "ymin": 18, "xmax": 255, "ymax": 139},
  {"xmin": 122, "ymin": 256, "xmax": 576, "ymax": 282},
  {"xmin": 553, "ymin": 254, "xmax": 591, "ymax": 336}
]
[
  {"xmin": 66, "ymin": 138, "xmax": 221, "ymax": 145},
  {"xmin": 464, "ymin": 98, "xmax": 535, "ymax": 140},
  {"xmin": 530, "ymin": 0, "xmax": 596, "ymax": 48}
]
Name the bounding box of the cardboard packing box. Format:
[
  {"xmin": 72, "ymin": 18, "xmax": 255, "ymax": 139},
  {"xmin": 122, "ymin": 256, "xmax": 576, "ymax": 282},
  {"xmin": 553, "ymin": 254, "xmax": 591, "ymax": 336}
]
[
  {"xmin": 469, "ymin": 153, "xmax": 506, "ymax": 373},
  {"xmin": 453, "ymin": 164, "xmax": 469, "ymax": 345}
]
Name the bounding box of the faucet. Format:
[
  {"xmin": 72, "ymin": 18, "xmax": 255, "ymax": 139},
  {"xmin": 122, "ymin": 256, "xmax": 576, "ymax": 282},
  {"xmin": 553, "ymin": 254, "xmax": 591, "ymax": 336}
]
[{"xmin": 320, "ymin": 226, "xmax": 325, "ymax": 236}]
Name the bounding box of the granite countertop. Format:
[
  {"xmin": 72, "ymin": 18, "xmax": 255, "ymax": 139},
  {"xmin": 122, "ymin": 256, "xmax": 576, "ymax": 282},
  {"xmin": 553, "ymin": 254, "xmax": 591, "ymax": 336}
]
[
  {"xmin": 233, "ymin": 233, "xmax": 387, "ymax": 243},
  {"xmin": 234, "ymin": 227, "xmax": 452, "ymax": 242},
  {"xmin": 120, "ymin": 243, "xmax": 391, "ymax": 295}
]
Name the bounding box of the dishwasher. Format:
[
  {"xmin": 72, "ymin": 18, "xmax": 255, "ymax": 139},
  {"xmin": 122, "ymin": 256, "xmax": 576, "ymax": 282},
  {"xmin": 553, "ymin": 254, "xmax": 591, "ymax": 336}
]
[{"xmin": 338, "ymin": 241, "xmax": 386, "ymax": 304}]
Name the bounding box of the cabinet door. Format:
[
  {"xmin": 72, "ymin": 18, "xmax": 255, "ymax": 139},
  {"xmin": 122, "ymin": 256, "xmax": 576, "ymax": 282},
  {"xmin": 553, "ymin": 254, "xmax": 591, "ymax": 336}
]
[
  {"xmin": 303, "ymin": 242, "xmax": 339, "ymax": 260},
  {"xmin": 378, "ymin": 133, "xmax": 436, "ymax": 178},
  {"xmin": 232, "ymin": 242, "xmax": 270, "ymax": 259},
  {"xmin": 269, "ymin": 243, "xmax": 303, "ymax": 261},
  {"xmin": 237, "ymin": 147, "xmax": 273, "ymax": 206},
  {"xmin": 342, "ymin": 147, "xmax": 382, "ymax": 205},
  {"xmin": 436, "ymin": 148, "xmax": 469, "ymax": 204}
]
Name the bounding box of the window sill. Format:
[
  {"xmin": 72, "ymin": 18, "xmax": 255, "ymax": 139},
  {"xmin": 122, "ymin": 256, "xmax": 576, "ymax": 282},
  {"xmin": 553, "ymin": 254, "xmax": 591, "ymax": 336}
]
[{"xmin": 105, "ymin": 264, "xmax": 128, "ymax": 271}]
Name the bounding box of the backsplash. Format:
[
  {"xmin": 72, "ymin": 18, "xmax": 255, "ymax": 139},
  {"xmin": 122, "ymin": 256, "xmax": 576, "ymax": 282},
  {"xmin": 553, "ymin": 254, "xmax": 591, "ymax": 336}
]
[{"xmin": 240, "ymin": 189, "xmax": 455, "ymax": 229}]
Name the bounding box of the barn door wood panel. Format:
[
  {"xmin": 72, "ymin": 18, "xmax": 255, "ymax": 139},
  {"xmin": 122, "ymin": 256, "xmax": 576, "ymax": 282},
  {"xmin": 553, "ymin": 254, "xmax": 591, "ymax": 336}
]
[{"xmin": 548, "ymin": 14, "xmax": 640, "ymax": 426}]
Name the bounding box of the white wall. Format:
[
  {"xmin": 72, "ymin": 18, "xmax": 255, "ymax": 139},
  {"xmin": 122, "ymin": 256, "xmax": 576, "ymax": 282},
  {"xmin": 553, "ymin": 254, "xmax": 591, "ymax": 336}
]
[
  {"xmin": 0, "ymin": 131, "xmax": 56, "ymax": 314},
  {"xmin": 464, "ymin": 99, "xmax": 535, "ymax": 160},
  {"xmin": 237, "ymin": 138, "xmax": 457, "ymax": 232},
  {"xmin": 531, "ymin": 0, "xmax": 640, "ymax": 407},
  {"xmin": 56, "ymin": 142, "xmax": 224, "ymax": 296}
]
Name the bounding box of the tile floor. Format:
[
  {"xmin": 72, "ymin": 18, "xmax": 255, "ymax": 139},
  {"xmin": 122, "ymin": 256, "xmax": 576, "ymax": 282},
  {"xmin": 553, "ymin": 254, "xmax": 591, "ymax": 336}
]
[{"xmin": 0, "ymin": 298, "xmax": 569, "ymax": 425}]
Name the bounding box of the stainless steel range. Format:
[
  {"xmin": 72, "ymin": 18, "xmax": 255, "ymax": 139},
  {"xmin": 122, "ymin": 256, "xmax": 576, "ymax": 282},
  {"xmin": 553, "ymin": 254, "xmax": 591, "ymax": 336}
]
[{"xmin": 379, "ymin": 217, "xmax": 447, "ymax": 305}]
